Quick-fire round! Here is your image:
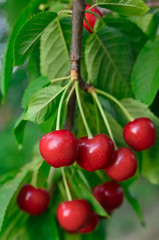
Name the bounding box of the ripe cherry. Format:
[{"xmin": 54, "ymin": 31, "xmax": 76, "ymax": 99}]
[
  {"xmin": 76, "ymin": 134, "xmax": 114, "ymax": 171},
  {"xmin": 123, "ymin": 117, "xmax": 156, "ymax": 151},
  {"xmin": 105, "ymin": 147, "xmax": 137, "ymax": 181},
  {"xmin": 57, "ymin": 199, "xmax": 92, "ymax": 232},
  {"xmin": 79, "ymin": 211, "xmax": 99, "ymax": 234},
  {"xmin": 83, "ymin": 5, "xmax": 103, "ymax": 33},
  {"xmin": 93, "ymin": 181, "xmax": 124, "ymax": 213},
  {"xmin": 39, "ymin": 130, "xmax": 78, "ymax": 168},
  {"xmin": 17, "ymin": 184, "xmax": 50, "ymax": 215}
]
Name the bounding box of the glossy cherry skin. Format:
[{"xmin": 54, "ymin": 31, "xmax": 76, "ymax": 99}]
[
  {"xmin": 17, "ymin": 184, "xmax": 50, "ymax": 215},
  {"xmin": 79, "ymin": 211, "xmax": 99, "ymax": 234},
  {"xmin": 39, "ymin": 130, "xmax": 78, "ymax": 168},
  {"xmin": 83, "ymin": 5, "xmax": 103, "ymax": 33},
  {"xmin": 57, "ymin": 199, "xmax": 92, "ymax": 232},
  {"xmin": 76, "ymin": 134, "xmax": 114, "ymax": 171},
  {"xmin": 123, "ymin": 117, "xmax": 156, "ymax": 151},
  {"xmin": 93, "ymin": 181, "xmax": 124, "ymax": 213},
  {"xmin": 105, "ymin": 147, "xmax": 137, "ymax": 181}
]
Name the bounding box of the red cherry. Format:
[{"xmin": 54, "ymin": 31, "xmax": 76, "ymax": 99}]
[
  {"xmin": 83, "ymin": 5, "xmax": 103, "ymax": 33},
  {"xmin": 78, "ymin": 211, "xmax": 99, "ymax": 234},
  {"xmin": 93, "ymin": 181, "xmax": 124, "ymax": 212},
  {"xmin": 105, "ymin": 147, "xmax": 137, "ymax": 181},
  {"xmin": 17, "ymin": 184, "xmax": 50, "ymax": 215},
  {"xmin": 123, "ymin": 117, "xmax": 156, "ymax": 151},
  {"xmin": 76, "ymin": 134, "xmax": 114, "ymax": 171},
  {"xmin": 57, "ymin": 199, "xmax": 92, "ymax": 232},
  {"xmin": 39, "ymin": 130, "xmax": 78, "ymax": 168}
]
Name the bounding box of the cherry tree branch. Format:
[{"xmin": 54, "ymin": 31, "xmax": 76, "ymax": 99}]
[
  {"xmin": 146, "ymin": 1, "xmax": 159, "ymax": 7},
  {"xmin": 65, "ymin": 0, "xmax": 86, "ymax": 131}
]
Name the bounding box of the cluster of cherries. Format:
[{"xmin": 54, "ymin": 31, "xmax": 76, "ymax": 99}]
[
  {"xmin": 16, "ymin": 3, "xmax": 157, "ymax": 235},
  {"xmin": 17, "ymin": 117, "xmax": 156, "ymax": 234}
]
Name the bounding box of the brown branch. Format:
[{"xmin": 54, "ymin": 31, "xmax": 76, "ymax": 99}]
[
  {"xmin": 146, "ymin": 1, "xmax": 159, "ymax": 7},
  {"xmin": 65, "ymin": 0, "xmax": 86, "ymax": 131}
]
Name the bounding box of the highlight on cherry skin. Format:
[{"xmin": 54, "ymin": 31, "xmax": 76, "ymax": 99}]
[
  {"xmin": 39, "ymin": 130, "xmax": 78, "ymax": 168},
  {"xmin": 57, "ymin": 199, "xmax": 93, "ymax": 233},
  {"xmin": 105, "ymin": 147, "xmax": 138, "ymax": 182},
  {"xmin": 76, "ymin": 134, "xmax": 114, "ymax": 171},
  {"xmin": 123, "ymin": 117, "xmax": 157, "ymax": 151},
  {"xmin": 17, "ymin": 184, "xmax": 50, "ymax": 216},
  {"xmin": 83, "ymin": 4, "xmax": 103, "ymax": 33},
  {"xmin": 93, "ymin": 181, "xmax": 124, "ymax": 213}
]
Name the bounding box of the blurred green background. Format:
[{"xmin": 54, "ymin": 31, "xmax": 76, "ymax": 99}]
[{"xmin": 0, "ymin": 0, "xmax": 159, "ymax": 239}]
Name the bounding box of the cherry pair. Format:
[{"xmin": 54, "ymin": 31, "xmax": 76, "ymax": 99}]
[{"xmin": 57, "ymin": 199, "xmax": 98, "ymax": 233}]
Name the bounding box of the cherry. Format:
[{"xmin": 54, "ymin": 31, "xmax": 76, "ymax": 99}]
[
  {"xmin": 17, "ymin": 184, "xmax": 50, "ymax": 215},
  {"xmin": 105, "ymin": 147, "xmax": 137, "ymax": 181},
  {"xmin": 57, "ymin": 199, "xmax": 92, "ymax": 232},
  {"xmin": 78, "ymin": 211, "xmax": 99, "ymax": 234},
  {"xmin": 83, "ymin": 4, "xmax": 103, "ymax": 33},
  {"xmin": 93, "ymin": 181, "xmax": 124, "ymax": 213},
  {"xmin": 76, "ymin": 134, "xmax": 114, "ymax": 171},
  {"xmin": 39, "ymin": 130, "xmax": 78, "ymax": 168},
  {"xmin": 123, "ymin": 117, "xmax": 156, "ymax": 151}
]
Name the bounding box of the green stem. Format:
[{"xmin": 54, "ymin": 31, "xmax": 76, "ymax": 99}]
[
  {"xmin": 75, "ymin": 81, "xmax": 93, "ymax": 139},
  {"xmin": 85, "ymin": 10, "xmax": 106, "ymax": 26},
  {"xmin": 50, "ymin": 75, "xmax": 71, "ymax": 84},
  {"xmin": 47, "ymin": 167, "xmax": 55, "ymax": 191},
  {"xmin": 96, "ymin": 89, "xmax": 134, "ymax": 122},
  {"xmin": 92, "ymin": 92, "xmax": 117, "ymax": 149},
  {"xmin": 58, "ymin": 10, "xmax": 72, "ymax": 15},
  {"xmin": 66, "ymin": 84, "xmax": 75, "ymax": 104},
  {"xmin": 56, "ymin": 80, "xmax": 73, "ymax": 130},
  {"xmin": 61, "ymin": 167, "xmax": 72, "ymax": 201}
]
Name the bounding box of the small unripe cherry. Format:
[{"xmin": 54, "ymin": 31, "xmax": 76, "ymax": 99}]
[
  {"xmin": 83, "ymin": 5, "xmax": 103, "ymax": 33},
  {"xmin": 39, "ymin": 130, "xmax": 78, "ymax": 168},
  {"xmin": 105, "ymin": 147, "xmax": 137, "ymax": 181},
  {"xmin": 93, "ymin": 181, "xmax": 124, "ymax": 212},
  {"xmin": 17, "ymin": 184, "xmax": 50, "ymax": 215},
  {"xmin": 76, "ymin": 134, "xmax": 114, "ymax": 171},
  {"xmin": 123, "ymin": 117, "xmax": 157, "ymax": 151},
  {"xmin": 57, "ymin": 199, "xmax": 92, "ymax": 232},
  {"xmin": 78, "ymin": 212, "xmax": 99, "ymax": 234}
]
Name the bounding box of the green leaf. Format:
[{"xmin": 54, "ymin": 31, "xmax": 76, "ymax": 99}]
[
  {"xmin": 14, "ymin": 11, "xmax": 57, "ymax": 66},
  {"xmin": 36, "ymin": 161, "xmax": 51, "ymax": 188},
  {"xmin": 22, "ymin": 76, "xmax": 50, "ymax": 108},
  {"xmin": 95, "ymin": 0, "xmax": 149, "ymax": 16},
  {"xmin": 132, "ymin": 39, "xmax": 159, "ymax": 106},
  {"xmin": 40, "ymin": 17, "xmax": 71, "ymax": 80},
  {"xmin": 129, "ymin": 12, "xmax": 158, "ymax": 38},
  {"xmin": 123, "ymin": 187, "xmax": 145, "ymax": 225},
  {"xmin": 121, "ymin": 98, "xmax": 159, "ymax": 184},
  {"xmin": 96, "ymin": 15, "xmax": 148, "ymax": 56},
  {"xmin": 0, "ymin": 0, "xmax": 42, "ymax": 97},
  {"xmin": 26, "ymin": 211, "xmax": 60, "ymax": 240},
  {"xmin": 85, "ymin": 27, "xmax": 133, "ymax": 99},
  {"xmin": 12, "ymin": 113, "xmax": 27, "ymax": 146},
  {"xmin": 0, "ymin": 170, "xmax": 29, "ymax": 232},
  {"xmin": 24, "ymin": 85, "xmax": 64, "ymax": 124},
  {"xmin": 68, "ymin": 168, "xmax": 108, "ymax": 217}
]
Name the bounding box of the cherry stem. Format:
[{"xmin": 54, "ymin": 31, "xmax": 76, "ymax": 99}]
[
  {"xmin": 50, "ymin": 75, "xmax": 71, "ymax": 84},
  {"xmin": 85, "ymin": 10, "xmax": 106, "ymax": 26},
  {"xmin": 96, "ymin": 89, "xmax": 134, "ymax": 122},
  {"xmin": 66, "ymin": 84, "xmax": 75, "ymax": 104},
  {"xmin": 47, "ymin": 167, "xmax": 55, "ymax": 191},
  {"xmin": 92, "ymin": 92, "xmax": 118, "ymax": 149},
  {"xmin": 56, "ymin": 80, "xmax": 73, "ymax": 130},
  {"xmin": 61, "ymin": 167, "xmax": 72, "ymax": 201},
  {"xmin": 75, "ymin": 81, "xmax": 93, "ymax": 139}
]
